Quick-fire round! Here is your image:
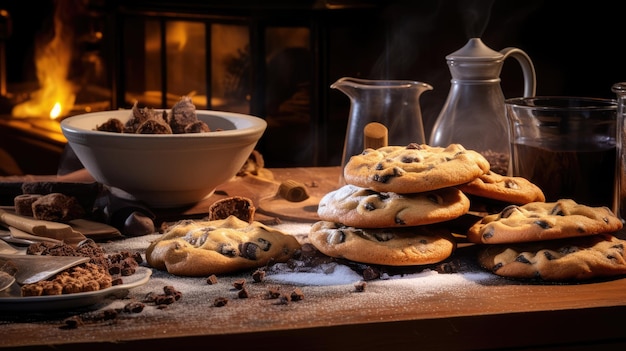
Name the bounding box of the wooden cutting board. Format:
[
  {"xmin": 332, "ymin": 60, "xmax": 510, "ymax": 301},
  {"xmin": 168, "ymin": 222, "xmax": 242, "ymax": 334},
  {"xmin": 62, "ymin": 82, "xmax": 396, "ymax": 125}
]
[
  {"xmin": 255, "ymin": 167, "xmax": 342, "ymax": 222},
  {"xmin": 167, "ymin": 167, "xmax": 342, "ymax": 222}
]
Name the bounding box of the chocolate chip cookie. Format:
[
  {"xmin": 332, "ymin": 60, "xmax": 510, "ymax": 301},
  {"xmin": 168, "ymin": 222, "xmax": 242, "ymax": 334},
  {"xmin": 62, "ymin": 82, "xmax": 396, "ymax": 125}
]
[
  {"xmin": 146, "ymin": 216, "xmax": 301, "ymax": 276},
  {"xmin": 309, "ymin": 221, "xmax": 456, "ymax": 266},
  {"xmin": 478, "ymin": 233, "xmax": 626, "ymax": 281},
  {"xmin": 456, "ymin": 170, "xmax": 546, "ymax": 205},
  {"xmin": 317, "ymin": 184, "xmax": 470, "ymax": 228},
  {"xmin": 343, "ymin": 143, "xmax": 490, "ymax": 194},
  {"xmin": 466, "ymin": 199, "xmax": 623, "ymax": 244}
]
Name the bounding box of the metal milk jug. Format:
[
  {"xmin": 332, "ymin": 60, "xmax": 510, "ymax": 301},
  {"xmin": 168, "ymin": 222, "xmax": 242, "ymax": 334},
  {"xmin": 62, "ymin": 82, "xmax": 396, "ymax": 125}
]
[{"xmin": 429, "ymin": 38, "xmax": 536, "ymax": 175}]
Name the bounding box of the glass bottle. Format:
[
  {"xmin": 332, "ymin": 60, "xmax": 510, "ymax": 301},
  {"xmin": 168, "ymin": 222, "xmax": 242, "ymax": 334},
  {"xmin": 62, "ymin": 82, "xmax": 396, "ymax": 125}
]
[{"xmin": 429, "ymin": 38, "xmax": 536, "ymax": 175}]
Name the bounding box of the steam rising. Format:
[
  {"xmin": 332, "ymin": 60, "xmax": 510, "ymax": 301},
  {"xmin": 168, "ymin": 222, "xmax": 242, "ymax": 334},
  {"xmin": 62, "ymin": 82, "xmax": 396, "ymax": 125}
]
[{"xmin": 460, "ymin": 0, "xmax": 495, "ymax": 38}]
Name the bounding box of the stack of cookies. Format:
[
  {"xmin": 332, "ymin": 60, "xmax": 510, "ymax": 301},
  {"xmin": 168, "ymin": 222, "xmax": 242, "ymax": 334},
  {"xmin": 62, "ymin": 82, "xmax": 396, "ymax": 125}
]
[
  {"xmin": 309, "ymin": 143, "xmax": 498, "ymax": 267},
  {"xmin": 467, "ymin": 199, "xmax": 626, "ymax": 281},
  {"xmin": 309, "ymin": 142, "xmax": 626, "ymax": 282}
]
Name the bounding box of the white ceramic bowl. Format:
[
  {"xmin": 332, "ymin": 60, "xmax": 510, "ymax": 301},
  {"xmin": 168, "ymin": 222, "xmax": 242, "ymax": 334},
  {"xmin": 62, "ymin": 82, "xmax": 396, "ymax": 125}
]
[{"xmin": 61, "ymin": 109, "xmax": 267, "ymax": 208}]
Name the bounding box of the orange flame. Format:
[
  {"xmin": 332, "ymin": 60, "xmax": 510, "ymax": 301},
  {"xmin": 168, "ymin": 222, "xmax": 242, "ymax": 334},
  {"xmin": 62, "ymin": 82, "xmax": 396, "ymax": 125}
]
[{"xmin": 11, "ymin": 1, "xmax": 76, "ymax": 119}]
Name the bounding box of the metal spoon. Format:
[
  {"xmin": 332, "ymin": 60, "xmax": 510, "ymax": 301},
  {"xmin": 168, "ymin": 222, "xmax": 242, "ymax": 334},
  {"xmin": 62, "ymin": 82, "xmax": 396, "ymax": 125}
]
[
  {"xmin": 0, "ymin": 270, "xmax": 15, "ymax": 292},
  {"xmin": 0, "ymin": 239, "xmax": 89, "ymax": 286},
  {"xmin": 0, "ymin": 240, "xmax": 20, "ymax": 291}
]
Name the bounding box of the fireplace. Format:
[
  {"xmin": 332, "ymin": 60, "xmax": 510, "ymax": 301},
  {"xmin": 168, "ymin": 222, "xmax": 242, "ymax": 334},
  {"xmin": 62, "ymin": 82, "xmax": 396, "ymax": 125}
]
[{"xmin": 0, "ymin": 0, "xmax": 383, "ymax": 175}]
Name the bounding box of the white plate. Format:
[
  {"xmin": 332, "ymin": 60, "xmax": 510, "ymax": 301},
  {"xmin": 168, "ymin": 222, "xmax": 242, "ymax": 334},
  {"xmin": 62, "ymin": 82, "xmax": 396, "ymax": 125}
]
[{"xmin": 0, "ymin": 266, "xmax": 152, "ymax": 312}]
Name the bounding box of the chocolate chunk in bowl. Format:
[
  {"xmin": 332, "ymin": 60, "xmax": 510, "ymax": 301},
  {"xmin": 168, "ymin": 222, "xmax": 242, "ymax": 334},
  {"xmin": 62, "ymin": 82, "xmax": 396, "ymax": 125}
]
[{"xmin": 60, "ymin": 102, "xmax": 267, "ymax": 208}]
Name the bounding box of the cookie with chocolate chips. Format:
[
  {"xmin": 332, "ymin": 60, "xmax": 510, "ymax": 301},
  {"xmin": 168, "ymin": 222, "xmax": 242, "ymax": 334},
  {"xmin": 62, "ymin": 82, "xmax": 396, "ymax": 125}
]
[
  {"xmin": 343, "ymin": 143, "xmax": 490, "ymax": 194},
  {"xmin": 317, "ymin": 184, "xmax": 470, "ymax": 228},
  {"xmin": 478, "ymin": 233, "xmax": 626, "ymax": 281},
  {"xmin": 308, "ymin": 221, "xmax": 456, "ymax": 266},
  {"xmin": 456, "ymin": 170, "xmax": 546, "ymax": 205},
  {"xmin": 145, "ymin": 216, "xmax": 300, "ymax": 276},
  {"xmin": 466, "ymin": 199, "xmax": 623, "ymax": 244}
]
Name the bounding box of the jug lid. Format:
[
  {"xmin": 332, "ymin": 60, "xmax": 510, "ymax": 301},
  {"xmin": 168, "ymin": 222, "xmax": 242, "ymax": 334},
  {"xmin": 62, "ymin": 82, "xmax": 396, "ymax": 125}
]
[{"xmin": 446, "ymin": 38, "xmax": 502, "ymax": 61}]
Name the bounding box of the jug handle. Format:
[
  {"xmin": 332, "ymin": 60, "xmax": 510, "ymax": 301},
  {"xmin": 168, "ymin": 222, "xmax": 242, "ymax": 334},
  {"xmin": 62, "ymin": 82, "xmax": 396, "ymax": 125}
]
[{"xmin": 500, "ymin": 48, "xmax": 537, "ymax": 97}]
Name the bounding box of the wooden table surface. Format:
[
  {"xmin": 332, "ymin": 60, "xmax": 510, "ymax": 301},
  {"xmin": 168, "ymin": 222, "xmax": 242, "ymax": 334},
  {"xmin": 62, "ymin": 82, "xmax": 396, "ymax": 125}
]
[{"xmin": 2, "ymin": 167, "xmax": 626, "ymax": 351}]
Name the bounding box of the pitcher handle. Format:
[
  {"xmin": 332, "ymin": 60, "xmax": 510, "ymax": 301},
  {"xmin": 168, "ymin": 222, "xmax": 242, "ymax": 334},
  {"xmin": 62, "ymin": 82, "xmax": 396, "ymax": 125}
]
[{"xmin": 501, "ymin": 48, "xmax": 537, "ymax": 97}]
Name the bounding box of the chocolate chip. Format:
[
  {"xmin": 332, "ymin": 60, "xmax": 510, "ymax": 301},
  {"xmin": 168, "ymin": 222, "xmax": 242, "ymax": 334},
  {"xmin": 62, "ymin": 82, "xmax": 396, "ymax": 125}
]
[
  {"xmin": 372, "ymin": 174, "xmax": 392, "ymax": 184},
  {"xmin": 500, "ymin": 205, "xmax": 520, "ymax": 218},
  {"xmin": 218, "ymin": 243, "xmax": 237, "ymax": 257},
  {"xmin": 504, "ymin": 179, "xmax": 520, "ymax": 190},
  {"xmin": 394, "ymin": 216, "xmax": 405, "ymax": 225},
  {"xmin": 534, "ymin": 220, "xmax": 551, "ymax": 229},
  {"xmin": 364, "ymin": 202, "xmax": 376, "ymax": 211},
  {"xmin": 515, "ymin": 255, "xmax": 531, "ymax": 264},
  {"xmin": 426, "ymin": 193, "xmax": 443, "ymax": 205},
  {"xmin": 239, "ymin": 242, "xmax": 259, "ymax": 260},
  {"xmin": 559, "ymin": 246, "xmax": 579, "ymax": 254},
  {"xmin": 373, "ymin": 232, "xmax": 394, "ymax": 242},
  {"xmin": 550, "ymin": 203, "xmax": 566, "ymax": 216},
  {"xmin": 257, "ymin": 238, "xmax": 272, "ymax": 251},
  {"xmin": 406, "ymin": 143, "xmax": 422, "ymax": 149},
  {"xmin": 327, "ymin": 230, "xmax": 346, "ymax": 244},
  {"xmin": 400, "ymin": 156, "xmax": 415, "ymax": 163},
  {"xmin": 482, "ymin": 227, "xmax": 494, "ymax": 240},
  {"xmin": 492, "ymin": 262, "xmax": 503, "ymax": 271},
  {"xmin": 375, "ymin": 163, "xmax": 384, "ymax": 170},
  {"xmin": 543, "ymin": 251, "xmax": 556, "ymax": 260}
]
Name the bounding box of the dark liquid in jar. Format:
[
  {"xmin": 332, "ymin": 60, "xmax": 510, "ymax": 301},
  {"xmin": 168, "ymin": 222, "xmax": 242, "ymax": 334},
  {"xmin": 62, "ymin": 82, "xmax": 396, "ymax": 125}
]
[{"xmin": 511, "ymin": 141, "xmax": 616, "ymax": 208}]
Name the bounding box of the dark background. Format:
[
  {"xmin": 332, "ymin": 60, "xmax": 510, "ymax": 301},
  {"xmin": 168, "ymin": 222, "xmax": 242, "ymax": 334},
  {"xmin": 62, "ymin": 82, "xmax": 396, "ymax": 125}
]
[{"xmin": 2, "ymin": 0, "xmax": 625, "ymax": 169}]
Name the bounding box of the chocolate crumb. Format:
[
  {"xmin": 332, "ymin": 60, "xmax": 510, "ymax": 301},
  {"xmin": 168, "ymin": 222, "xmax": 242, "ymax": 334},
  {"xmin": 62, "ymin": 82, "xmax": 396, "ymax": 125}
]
[
  {"xmin": 265, "ymin": 287, "xmax": 281, "ymax": 299},
  {"xmin": 362, "ymin": 266, "xmax": 380, "ymax": 281},
  {"xmin": 84, "ymin": 309, "xmax": 118, "ymax": 322},
  {"xmin": 154, "ymin": 295, "xmax": 176, "ymax": 305},
  {"xmin": 61, "ymin": 316, "xmax": 83, "ymax": 329},
  {"xmin": 252, "ymin": 269, "xmax": 265, "ymax": 283},
  {"xmin": 233, "ymin": 279, "xmax": 246, "ymax": 290},
  {"xmin": 143, "ymin": 292, "xmax": 158, "ymax": 303},
  {"xmin": 213, "ymin": 297, "xmax": 229, "ymax": 307},
  {"xmin": 238, "ymin": 288, "xmax": 249, "ymax": 299},
  {"xmin": 354, "ymin": 282, "xmax": 367, "ymax": 292},
  {"xmin": 290, "ymin": 288, "xmax": 304, "ymax": 301},
  {"xmin": 124, "ymin": 301, "xmax": 145, "ymax": 313},
  {"xmin": 275, "ymin": 294, "xmax": 290, "ymax": 305},
  {"xmin": 206, "ymin": 274, "xmax": 219, "ymax": 285},
  {"xmin": 163, "ymin": 285, "xmax": 182, "ymax": 300}
]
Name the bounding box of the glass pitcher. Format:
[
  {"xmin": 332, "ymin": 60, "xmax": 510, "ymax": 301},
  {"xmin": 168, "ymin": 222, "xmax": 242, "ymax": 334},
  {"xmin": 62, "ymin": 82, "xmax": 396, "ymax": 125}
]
[
  {"xmin": 429, "ymin": 38, "xmax": 536, "ymax": 175},
  {"xmin": 331, "ymin": 77, "xmax": 433, "ymax": 183},
  {"xmin": 612, "ymin": 82, "xmax": 626, "ymax": 220}
]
